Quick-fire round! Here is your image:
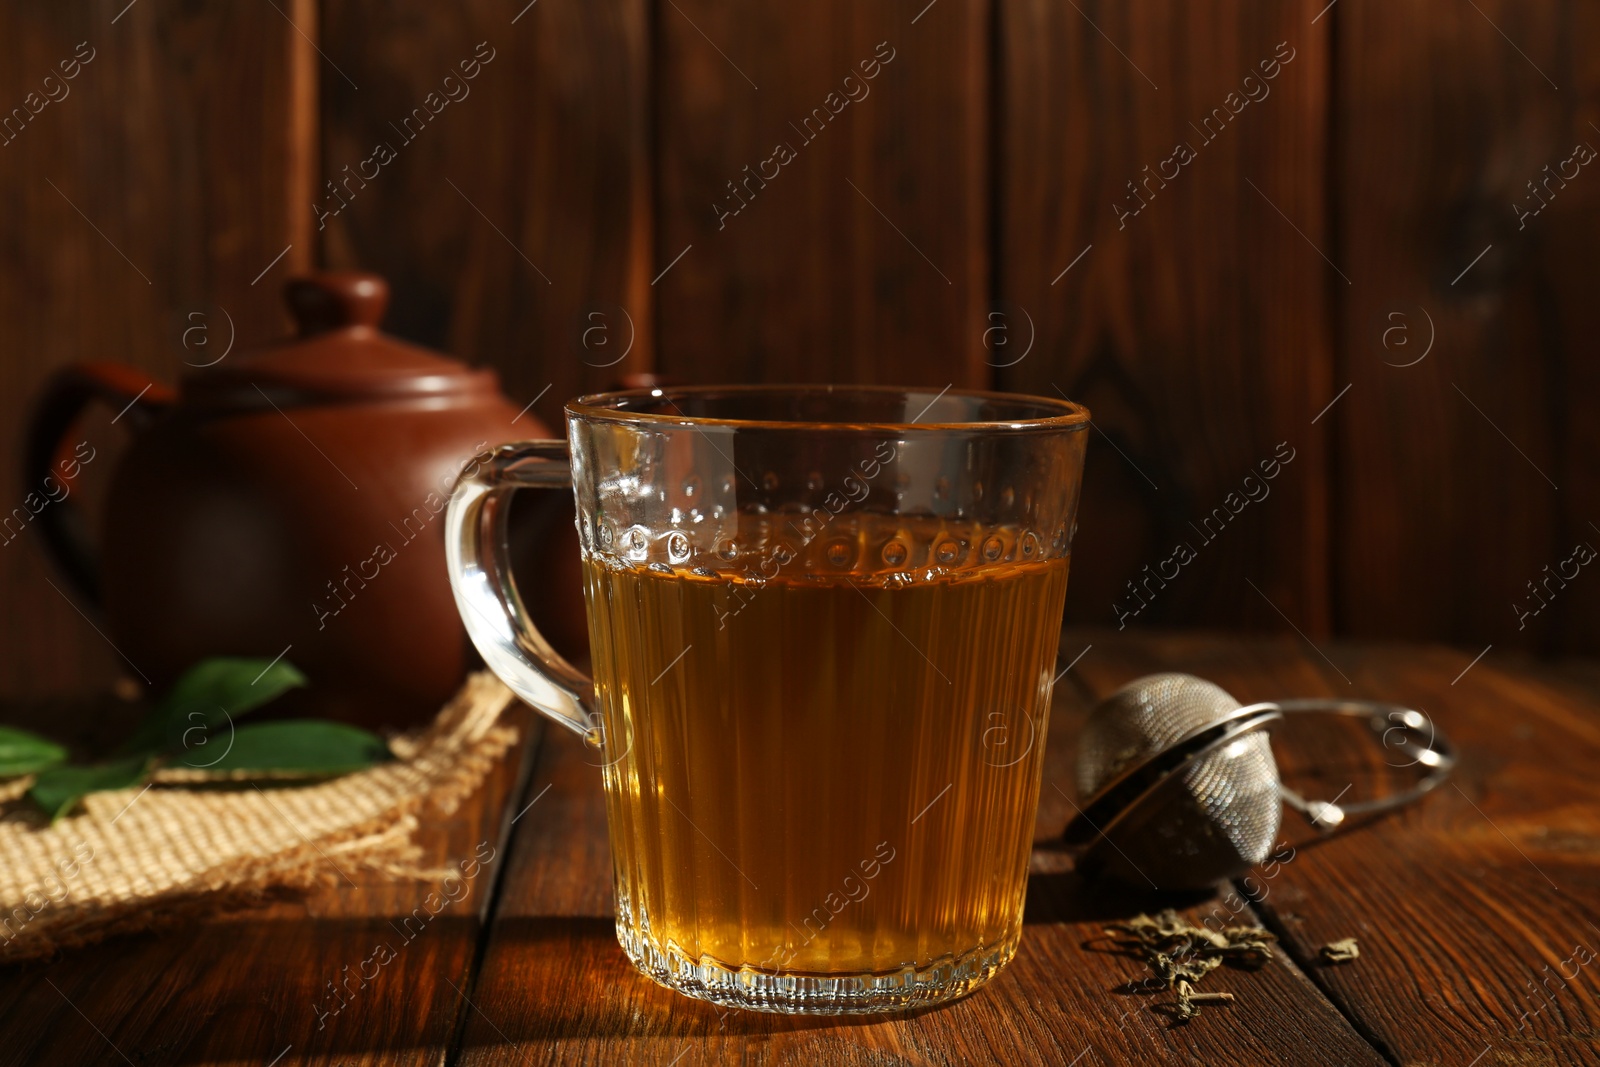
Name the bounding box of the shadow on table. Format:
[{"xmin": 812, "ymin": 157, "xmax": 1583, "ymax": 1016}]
[
  {"xmin": 0, "ymin": 872, "xmax": 1230, "ymax": 1061},
  {"xmin": 450, "ymin": 870, "xmax": 1223, "ymax": 1048},
  {"xmin": 1022, "ymin": 850, "xmax": 1216, "ymax": 925},
  {"xmin": 1, "ymin": 914, "xmax": 496, "ymax": 1065},
  {"xmin": 460, "ymin": 915, "xmax": 950, "ymax": 1042}
]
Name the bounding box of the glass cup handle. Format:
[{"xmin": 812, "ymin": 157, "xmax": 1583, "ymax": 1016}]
[{"xmin": 444, "ymin": 440, "xmax": 597, "ymax": 739}]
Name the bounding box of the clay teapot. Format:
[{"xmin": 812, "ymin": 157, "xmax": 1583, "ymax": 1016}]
[{"xmin": 24, "ymin": 272, "xmax": 581, "ymax": 727}]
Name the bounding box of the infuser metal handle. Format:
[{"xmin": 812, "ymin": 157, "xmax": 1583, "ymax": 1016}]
[{"xmin": 1272, "ymin": 699, "xmax": 1457, "ymax": 831}]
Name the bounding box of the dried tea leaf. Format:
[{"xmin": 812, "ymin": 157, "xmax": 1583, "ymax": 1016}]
[
  {"xmin": 1174, "ymin": 979, "xmax": 1199, "ymax": 1022},
  {"xmin": 1104, "ymin": 909, "xmax": 1278, "ymax": 1024},
  {"xmin": 1321, "ymin": 937, "xmax": 1360, "ymax": 963}
]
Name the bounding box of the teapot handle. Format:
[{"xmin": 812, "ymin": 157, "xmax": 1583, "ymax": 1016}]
[{"xmin": 22, "ymin": 362, "xmax": 174, "ymax": 603}]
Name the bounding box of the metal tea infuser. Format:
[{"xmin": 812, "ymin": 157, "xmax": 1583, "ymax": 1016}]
[{"xmin": 1063, "ymin": 673, "xmax": 1456, "ymax": 890}]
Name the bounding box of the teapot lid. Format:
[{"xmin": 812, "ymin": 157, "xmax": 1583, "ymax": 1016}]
[{"xmin": 183, "ymin": 272, "xmax": 499, "ymax": 405}]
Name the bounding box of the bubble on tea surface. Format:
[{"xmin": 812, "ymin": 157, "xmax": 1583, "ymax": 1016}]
[
  {"xmin": 882, "ymin": 541, "xmax": 909, "ymax": 567},
  {"xmin": 1020, "ymin": 531, "xmax": 1041, "ymax": 558},
  {"xmin": 762, "ymin": 470, "xmax": 780, "ymax": 492},
  {"xmin": 936, "ymin": 540, "xmax": 960, "ymax": 564},
  {"xmin": 982, "ymin": 535, "xmax": 1005, "ymax": 562},
  {"xmin": 598, "ymin": 521, "xmax": 615, "ymax": 549},
  {"xmin": 826, "ymin": 540, "xmax": 853, "ymax": 567},
  {"xmin": 716, "ymin": 538, "xmax": 739, "ymax": 561},
  {"xmin": 666, "ymin": 531, "xmax": 691, "ymax": 563}
]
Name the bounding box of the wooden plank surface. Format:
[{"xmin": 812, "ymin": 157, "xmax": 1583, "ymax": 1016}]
[
  {"xmin": 0, "ymin": 705, "xmax": 540, "ymax": 1067},
  {"xmin": 0, "ymin": 1, "xmax": 312, "ymax": 698},
  {"xmin": 1333, "ymin": 0, "xmax": 1600, "ymax": 654},
  {"xmin": 3, "ymin": 632, "xmax": 1599, "ymax": 1064},
  {"xmin": 451, "ymin": 640, "xmax": 1388, "ymax": 1066},
  {"xmin": 998, "ymin": 0, "xmax": 1334, "ymax": 636},
  {"xmin": 1069, "ymin": 630, "xmax": 1600, "ymax": 1067},
  {"xmin": 319, "ymin": 0, "xmax": 654, "ymax": 430},
  {"xmin": 653, "ymin": 0, "xmax": 989, "ymax": 390}
]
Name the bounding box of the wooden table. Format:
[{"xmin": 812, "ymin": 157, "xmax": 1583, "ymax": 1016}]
[{"xmin": 4, "ymin": 629, "xmax": 1599, "ymax": 1066}]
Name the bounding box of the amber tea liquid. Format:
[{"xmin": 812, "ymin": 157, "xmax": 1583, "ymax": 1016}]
[{"xmin": 583, "ymin": 517, "xmax": 1069, "ymax": 996}]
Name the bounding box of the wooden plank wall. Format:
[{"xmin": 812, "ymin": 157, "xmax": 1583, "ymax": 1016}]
[
  {"xmin": 998, "ymin": 0, "xmax": 1331, "ymax": 634},
  {"xmin": 0, "ymin": 1, "xmax": 314, "ymax": 696},
  {"xmin": 1334, "ymin": 0, "xmax": 1600, "ymax": 656},
  {"xmin": 2, "ymin": 0, "xmax": 1597, "ymax": 699},
  {"xmin": 653, "ymin": 1, "xmax": 989, "ymax": 389},
  {"xmin": 319, "ymin": 0, "xmax": 654, "ymax": 429}
]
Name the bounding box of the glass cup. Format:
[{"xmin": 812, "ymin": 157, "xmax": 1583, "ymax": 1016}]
[{"xmin": 444, "ymin": 385, "xmax": 1089, "ymax": 1014}]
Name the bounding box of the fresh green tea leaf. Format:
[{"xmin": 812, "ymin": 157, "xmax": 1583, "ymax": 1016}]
[
  {"xmin": 201, "ymin": 721, "xmax": 390, "ymax": 776},
  {"xmin": 0, "ymin": 726, "xmax": 68, "ymax": 777},
  {"xmin": 122, "ymin": 657, "xmax": 307, "ymax": 756},
  {"xmin": 28, "ymin": 755, "xmax": 151, "ymax": 821}
]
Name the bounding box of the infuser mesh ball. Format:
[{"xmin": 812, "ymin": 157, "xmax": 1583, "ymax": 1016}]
[{"xmin": 1075, "ymin": 673, "xmax": 1282, "ymax": 890}]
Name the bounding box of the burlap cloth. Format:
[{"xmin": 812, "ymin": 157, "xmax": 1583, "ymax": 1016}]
[{"xmin": 0, "ymin": 671, "xmax": 517, "ymax": 965}]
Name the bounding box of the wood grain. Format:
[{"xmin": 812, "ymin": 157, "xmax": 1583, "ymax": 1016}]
[
  {"xmin": 6, "ymin": 0, "xmax": 1600, "ymax": 701},
  {"xmin": 1333, "ymin": 0, "xmax": 1600, "ymax": 654},
  {"xmin": 453, "ymin": 660, "xmax": 1386, "ymax": 1065},
  {"xmin": 319, "ymin": 0, "xmax": 654, "ymax": 430},
  {"xmin": 4, "ymin": 632, "xmax": 1598, "ymax": 1063},
  {"xmin": 0, "ymin": 1, "xmax": 313, "ymax": 698},
  {"xmin": 997, "ymin": 0, "xmax": 1334, "ymax": 638},
  {"xmin": 653, "ymin": 0, "xmax": 989, "ymax": 390},
  {"xmin": 1067, "ymin": 629, "xmax": 1600, "ymax": 1067},
  {"xmin": 0, "ymin": 704, "xmax": 540, "ymax": 1067}
]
